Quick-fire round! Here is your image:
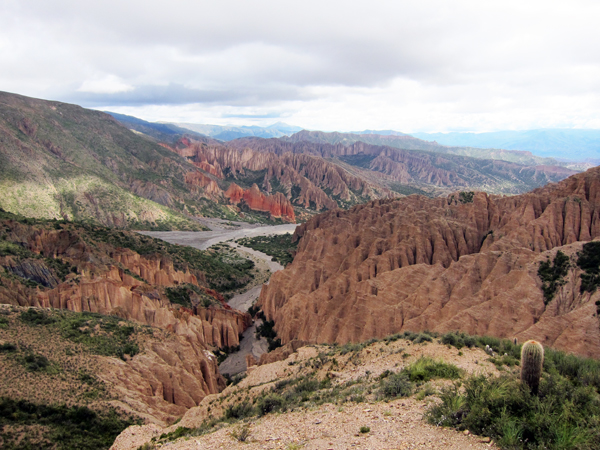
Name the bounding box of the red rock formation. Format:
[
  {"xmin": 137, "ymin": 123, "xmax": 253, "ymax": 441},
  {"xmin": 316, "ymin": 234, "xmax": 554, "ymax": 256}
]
[
  {"xmin": 225, "ymin": 182, "xmax": 296, "ymax": 222},
  {"xmin": 230, "ymin": 138, "xmax": 576, "ymax": 195},
  {"xmin": 0, "ymin": 221, "xmax": 252, "ymax": 420},
  {"xmin": 259, "ymin": 167, "xmax": 600, "ymax": 358},
  {"xmin": 184, "ymin": 171, "xmax": 221, "ymax": 196},
  {"xmin": 171, "ymin": 140, "xmax": 393, "ymax": 212}
]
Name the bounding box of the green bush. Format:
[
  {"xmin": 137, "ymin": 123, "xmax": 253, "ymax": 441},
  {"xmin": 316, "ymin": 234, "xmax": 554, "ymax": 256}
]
[
  {"xmin": 403, "ymin": 357, "xmax": 462, "ymax": 382},
  {"xmin": 0, "ymin": 397, "xmax": 138, "ymax": 449},
  {"xmin": 379, "ymin": 372, "xmax": 413, "ymax": 399},
  {"xmin": 225, "ymin": 401, "xmax": 254, "ymax": 420},
  {"xmin": 256, "ymin": 393, "xmax": 285, "ymax": 416},
  {"xmin": 577, "ymin": 241, "xmax": 600, "ymax": 294},
  {"xmin": 0, "ymin": 342, "xmax": 16, "ymax": 352},
  {"xmin": 427, "ymin": 373, "xmax": 600, "ymax": 450},
  {"xmin": 20, "ymin": 309, "xmax": 56, "ymax": 326},
  {"xmin": 538, "ymin": 250, "xmax": 571, "ymax": 303}
]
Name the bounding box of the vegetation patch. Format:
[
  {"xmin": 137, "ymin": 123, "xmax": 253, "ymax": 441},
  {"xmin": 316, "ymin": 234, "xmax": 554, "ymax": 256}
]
[
  {"xmin": 236, "ymin": 233, "xmax": 298, "ymax": 266},
  {"xmin": 255, "ymin": 313, "xmax": 282, "ymax": 351},
  {"xmin": 577, "ymin": 241, "xmax": 600, "ymax": 294},
  {"xmin": 20, "ymin": 309, "xmax": 141, "ymax": 360},
  {"xmin": 0, "ymin": 398, "xmax": 138, "ymax": 450},
  {"xmin": 538, "ymin": 250, "xmax": 571, "ymax": 304}
]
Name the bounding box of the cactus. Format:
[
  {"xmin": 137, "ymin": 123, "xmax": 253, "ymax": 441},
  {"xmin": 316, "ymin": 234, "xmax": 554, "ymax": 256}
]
[{"xmin": 521, "ymin": 340, "xmax": 544, "ymax": 395}]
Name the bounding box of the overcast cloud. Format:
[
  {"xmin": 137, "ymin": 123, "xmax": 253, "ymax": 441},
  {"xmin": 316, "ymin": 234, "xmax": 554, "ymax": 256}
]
[{"xmin": 1, "ymin": 0, "xmax": 599, "ymax": 131}]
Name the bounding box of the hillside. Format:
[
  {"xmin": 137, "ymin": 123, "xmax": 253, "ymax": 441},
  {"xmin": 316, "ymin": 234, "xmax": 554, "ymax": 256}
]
[
  {"xmin": 230, "ymin": 134, "xmax": 576, "ymax": 195},
  {"xmin": 106, "ymin": 112, "xmax": 218, "ymax": 145},
  {"xmin": 0, "ymin": 210, "xmax": 262, "ymax": 427},
  {"xmin": 0, "ymin": 91, "xmax": 300, "ymax": 228},
  {"xmin": 259, "ymin": 166, "xmax": 600, "ymax": 358},
  {"xmin": 112, "ymin": 332, "xmax": 600, "ymax": 450}
]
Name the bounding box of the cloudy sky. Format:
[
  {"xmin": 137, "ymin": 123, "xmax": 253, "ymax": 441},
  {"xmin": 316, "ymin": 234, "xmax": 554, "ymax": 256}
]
[{"xmin": 1, "ymin": 0, "xmax": 599, "ymax": 132}]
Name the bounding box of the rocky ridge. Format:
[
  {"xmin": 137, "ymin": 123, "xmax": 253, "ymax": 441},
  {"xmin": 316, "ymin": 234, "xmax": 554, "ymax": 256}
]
[
  {"xmin": 0, "ymin": 215, "xmax": 252, "ymax": 422},
  {"xmin": 170, "ymin": 140, "xmax": 394, "ymax": 214},
  {"xmin": 259, "ymin": 167, "xmax": 600, "ymax": 358},
  {"xmin": 230, "ymin": 136, "xmax": 576, "ymax": 195}
]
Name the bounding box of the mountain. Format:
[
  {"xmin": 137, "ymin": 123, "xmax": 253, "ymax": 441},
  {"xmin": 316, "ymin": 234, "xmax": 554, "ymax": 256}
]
[
  {"xmin": 0, "ymin": 91, "xmax": 296, "ymax": 227},
  {"xmin": 281, "ymin": 130, "xmax": 562, "ymax": 166},
  {"xmin": 412, "ymin": 129, "xmax": 600, "ymax": 161},
  {"xmin": 259, "ymin": 166, "xmax": 600, "ymax": 359},
  {"xmin": 169, "ymin": 137, "xmax": 395, "ymax": 221},
  {"xmin": 106, "ymin": 111, "xmax": 218, "ymax": 144},
  {"xmin": 230, "ymin": 132, "xmax": 576, "ymax": 195},
  {"xmin": 170, "ymin": 121, "xmax": 303, "ymax": 141}
]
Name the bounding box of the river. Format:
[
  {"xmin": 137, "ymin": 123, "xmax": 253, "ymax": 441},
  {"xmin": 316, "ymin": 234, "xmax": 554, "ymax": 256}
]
[{"xmin": 138, "ymin": 222, "xmax": 298, "ymax": 374}]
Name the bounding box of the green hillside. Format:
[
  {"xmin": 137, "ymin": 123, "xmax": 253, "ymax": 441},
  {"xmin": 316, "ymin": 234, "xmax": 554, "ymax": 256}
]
[{"xmin": 0, "ymin": 91, "xmax": 213, "ymax": 230}]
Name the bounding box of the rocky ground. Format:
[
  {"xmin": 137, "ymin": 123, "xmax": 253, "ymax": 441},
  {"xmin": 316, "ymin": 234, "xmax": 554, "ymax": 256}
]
[{"xmin": 111, "ymin": 338, "xmax": 503, "ymax": 450}]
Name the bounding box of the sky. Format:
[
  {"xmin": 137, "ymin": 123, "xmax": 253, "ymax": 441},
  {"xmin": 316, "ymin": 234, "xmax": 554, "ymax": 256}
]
[{"xmin": 1, "ymin": 0, "xmax": 600, "ymax": 132}]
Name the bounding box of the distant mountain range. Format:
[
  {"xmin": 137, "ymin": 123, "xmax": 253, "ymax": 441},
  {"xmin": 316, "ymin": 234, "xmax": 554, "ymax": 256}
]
[
  {"xmin": 411, "ymin": 129, "xmax": 600, "ymax": 161},
  {"xmin": 158, "ymin": 121, "xmax": 600, "ymax": 164},
  {"xmin": 167, "ymin": 121, "xmax": 303, "ymax": 141},
  {"xmin": 0, "ymin": 90, "xmax": 584, "ymax": 230}
]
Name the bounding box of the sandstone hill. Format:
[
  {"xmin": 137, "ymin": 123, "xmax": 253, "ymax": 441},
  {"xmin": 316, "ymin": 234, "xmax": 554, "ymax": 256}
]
[
  {"xmin": 170, "ymin": 139, "xmax": 395, "ymax": 218},
  {"xmin": 259, "ymin": 167, "xmax": 600, "ymax": 358},
  {"xmin": 0, "ymin": 210, "xmax": 255, "ymax": 424},
  {"xmin": 230, "ymin": 133, "xmax": 576, "ymax": 195}
]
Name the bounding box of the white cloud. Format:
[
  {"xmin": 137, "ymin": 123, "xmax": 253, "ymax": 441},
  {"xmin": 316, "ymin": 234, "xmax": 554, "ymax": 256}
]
[
  {"xmin": 1, "ymin": 0, "xmax": 599, "ymax": 131},
  {"xmin": 77, "ymin": 75, "xmax": 133, "ymax": 94}
]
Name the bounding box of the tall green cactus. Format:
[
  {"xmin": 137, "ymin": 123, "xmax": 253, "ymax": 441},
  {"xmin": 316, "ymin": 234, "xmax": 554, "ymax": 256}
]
[{"xmin": 521, "ymin": 340, "xmax": 544, "ymax": 395}]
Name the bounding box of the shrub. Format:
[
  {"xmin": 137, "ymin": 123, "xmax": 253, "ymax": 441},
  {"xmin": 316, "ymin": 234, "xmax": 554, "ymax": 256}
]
[
  {"xmin": 577, "ymin": 241, "xmax": 600, "ymax": 294},
  {"xmin": 0, "ymin": 342, "xmax": 17, "ymax": 352},
  {"xmin": 19, "ymin": 309, "xmax": 56, "ymax": 325},
  {"xmin": 404, "ymin": 357, "xmax": 462, "ymax": 383},
  {"xmin": 256, "ymin": 393, "xmax": 285, "ymax": 416},
  {"xmin": 427, "ymin": 373, "xmax": 600, "ymax": 450},
  {"xmin": 379, "ymin": 372, "xmax": 413, "ymax": 399},
  {"xmin": 359, "ymin": 426, "xmax": 370, "ymax": 433},
  {"xmin": 538, "ymin": 250, "xmax": 571, "ymax": 303},
  {"xmin": 225, "ymin": 401, "xmax": 254, "ymax": 420}
]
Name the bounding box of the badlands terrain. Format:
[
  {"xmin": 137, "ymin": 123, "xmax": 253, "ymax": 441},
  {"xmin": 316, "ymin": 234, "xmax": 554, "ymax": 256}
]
[{"xmin": 1, "ymin": 91, "xmax": 600, "ymax": 449}]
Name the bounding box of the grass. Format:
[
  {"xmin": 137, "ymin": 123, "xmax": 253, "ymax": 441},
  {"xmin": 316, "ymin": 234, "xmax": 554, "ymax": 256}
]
[
  {"xmin": 427, "ymin": 333, "xmax": 600, "ymax": 450},
  {"xmin": 426, "ymin": 373, "xmax": 600, "ymax": 450},
  {"xmin": 0, "ymin": 398, "xmax": 139, "ymax": 450},
  {"xmin": 20, "ymin": 309, "xmax": 141, "ymax": 360},
  {"xmin": 0, "ymin": 306, "xmax": 142, "ymax": 449},
  {"xmin": 236, "ymin": 233, "xmax": 298, "ymax": 266}
]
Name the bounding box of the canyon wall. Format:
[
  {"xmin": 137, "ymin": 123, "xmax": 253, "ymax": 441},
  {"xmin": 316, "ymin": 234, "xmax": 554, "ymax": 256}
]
[
  {"xmin": 259, "ymin": 167, "xmax": 600, "ymax": 358},
  {"xmin": 0, "ymin": 219, "xmax": 251, "ymax": 422},
  {"xmin": 172, "ymin": 140, "xmax": 394, "ymax": 213}
]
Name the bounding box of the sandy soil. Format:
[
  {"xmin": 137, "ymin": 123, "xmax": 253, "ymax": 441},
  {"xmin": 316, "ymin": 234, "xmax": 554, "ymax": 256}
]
[
  {"xmin": 139, "ymin": 223, "xmax": 298, "ymax": 250},
  {"xmin": 111, "ymin": 340, "xmax": 502, "ymax": 450}
]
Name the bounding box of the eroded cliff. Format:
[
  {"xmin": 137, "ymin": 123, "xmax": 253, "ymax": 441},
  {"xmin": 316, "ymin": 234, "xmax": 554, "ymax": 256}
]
[
  {"xmin": 0, "ymin": 214, "xmax": 252, "ymax": 422},
  {"xmin": 259, "ymin": 167, "xmax": 600, "ymax": 358}
]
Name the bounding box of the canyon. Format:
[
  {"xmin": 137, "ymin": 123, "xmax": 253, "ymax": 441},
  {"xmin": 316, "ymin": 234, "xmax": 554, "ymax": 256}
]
[
  {"xmin": 259, "ymin": 167, "xmax": 600, "ymax": 358},
  {"xmin": 0, "ymin": 215, "xmax": 253, "ymax": 424}
]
